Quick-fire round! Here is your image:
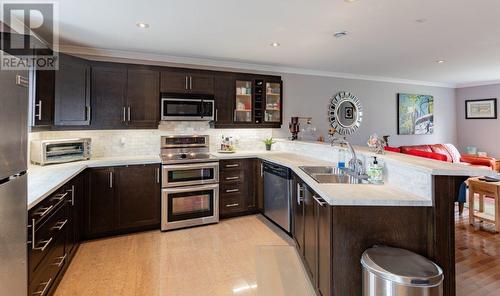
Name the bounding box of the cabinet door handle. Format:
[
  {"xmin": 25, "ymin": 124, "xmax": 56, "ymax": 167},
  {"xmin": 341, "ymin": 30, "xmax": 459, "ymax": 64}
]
[
  {"xmin": 35, "ymin": 100, "xmax": 42, "ymax": 121},
  {"xmin": 51, "ymin": 192, "xmax": 68, "ymax": 202},
  {"xmin": 69, "ymin": 185, "xmax": 75, "ymax": 206},
  {"xmin": 109, "ymin": 171, "xmax": 113, "ymax": 188},
  {"xmin": 156, "ymin": 167, "xmax": 160, "ymax": 184},
  {"xmin": 127, "ymin": 106, "xmax": 131, "ymax": 122},
  {"xmin": 52, "ymin": 219, "xmax": 68, "ymax": 231},
  {"xmin": 215, "ymin": 109, "xmax": 218, "ymax": 122},
  {"xmin": 185, "ymin": 76, "xmax": 189, "ymax": 90},
  {"xmin": 260, "ymin": 163, "xmax": 263, "ymax": 177},
  {"xmin": 33, "ymin": 237, "xmax": 53, "ymax": 252},
  {"xmin": 35, "ymin": 205, "xmax": 53, "ymax": 219},
  {"xmin": 52, "ymin": 253, "xmax": 67, "ymax": 268},
  {"xmin": 297, "ymin": 184, "xmax": 304, "ymax": 205},
  {"xmin": 225, "ymin": 176, "xmax": 240, "ymax": 181},
  {"xmin": 189, "ymin": 76, "xmax": 193, "ymax": 90},
  {"xmin": 312, "ymin": 195, "xmax": 327, "ymax": 207},
  {"xmin": 226, "ymin": 203, "xmax": 239, "ymax": 208},
  {"xmin": 225, "ymin": 188, "xmax": 239, "ymax": 193},
  {"xmin": 33, "ymin": 277, "xmax": 52, "ymax": 296},
  {"xmin": 86, "ymin": 106, "xmax": 91, "ymax": 122},
  {"xmin": 225, "ymin": 164, "xmax": 239, "ymax": 168},
  {"xmin": 122, "ymin": 107, "xmax": 127, "ymax": 122}
]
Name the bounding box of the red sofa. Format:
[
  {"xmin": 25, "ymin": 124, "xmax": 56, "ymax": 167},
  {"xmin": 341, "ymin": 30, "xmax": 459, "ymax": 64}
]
[{"xmin": 385, "ymin": 144, "xmax": 497, "ymax": 171}]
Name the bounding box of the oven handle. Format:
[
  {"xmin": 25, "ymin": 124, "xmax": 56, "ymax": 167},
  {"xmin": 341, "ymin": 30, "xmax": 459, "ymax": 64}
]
[
  {"xmin": 162, "ymin": 183, "xmax": 219, "ymax": 193},
  {"xmin": 163, "ymin": 162, "xmax": 219, "ymax": 170}
]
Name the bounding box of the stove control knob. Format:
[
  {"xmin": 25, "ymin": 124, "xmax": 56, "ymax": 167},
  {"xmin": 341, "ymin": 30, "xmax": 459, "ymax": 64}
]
[{"xmin": 180, "ymin": 153, "xmax": 187, "ymax": 159}]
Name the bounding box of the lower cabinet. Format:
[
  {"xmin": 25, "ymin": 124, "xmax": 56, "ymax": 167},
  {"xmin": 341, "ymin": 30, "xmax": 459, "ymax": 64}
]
[
  {"xmin": 293, "ymin": 175, "xmax": 332, "ymax": 296},
  {"xmin": 219, "ymin": 158, "xmax": 257, "ymax": 218},
  {"xmin": 85, "ymin": 164, "xmax": 161, "ymax": 239}
]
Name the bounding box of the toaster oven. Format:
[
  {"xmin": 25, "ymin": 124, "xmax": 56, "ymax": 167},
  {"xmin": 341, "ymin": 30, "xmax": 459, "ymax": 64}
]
[{"xmin": 30, "ymin": 138, "xmax": 91, "ymax": 165}]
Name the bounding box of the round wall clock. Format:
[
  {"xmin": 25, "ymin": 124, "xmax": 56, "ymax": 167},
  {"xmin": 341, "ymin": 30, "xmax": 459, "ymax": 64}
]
[{"xmin": 329, "ymin": 91, "xmax": 363, "ymax": 136}]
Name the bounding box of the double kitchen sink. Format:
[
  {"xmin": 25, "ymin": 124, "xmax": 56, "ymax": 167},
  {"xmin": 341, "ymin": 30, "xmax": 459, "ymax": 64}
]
[{"xmin": 299, "ymin": 166, "xmax": 370, "ymax": 184}]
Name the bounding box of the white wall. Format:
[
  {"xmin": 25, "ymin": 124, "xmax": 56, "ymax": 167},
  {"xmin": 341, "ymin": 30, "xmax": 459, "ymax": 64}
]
[
  {"xmin": 273, "ymin": 73, "xmax": 457, "ymax": 147},
  {"xmin": 456, "ymin": 84, "xmax": 500, "ymax": 157}
]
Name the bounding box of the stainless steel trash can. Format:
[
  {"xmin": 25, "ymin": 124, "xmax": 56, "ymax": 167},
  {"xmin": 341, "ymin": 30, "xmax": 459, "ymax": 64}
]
[{"xmin": 361, "ymin": 246, "xmax": 443, "ymax": 296}]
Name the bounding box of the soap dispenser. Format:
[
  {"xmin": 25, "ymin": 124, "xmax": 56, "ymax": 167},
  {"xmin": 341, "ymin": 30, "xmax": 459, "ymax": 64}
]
[{"xmin": 367, "ymin": 156, "xmax": 384, "ymax": 184}]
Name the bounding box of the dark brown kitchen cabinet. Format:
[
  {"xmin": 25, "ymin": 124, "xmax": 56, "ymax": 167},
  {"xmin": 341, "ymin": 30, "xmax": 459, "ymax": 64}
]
[
  {"xmin": 90, "ymin": 63, "xmax": 127, "ymax": 129},
  {"xmin": 213, "ymin": 74, "xmax": 235, "ymax": 125},
  {"xmin": 66, "ymin": 172, "xmax": 85, "ymax": 262},
  {"xmin": 126, "ymin": 67, "xmax": 160, "ymax": 128},
  {"xmin": 219, "ymin": 158, "xmax": 256, "ymax": 218},
  {"xmin": 32, "ymin": 69, "xmax": 55, "ymax": 126},
  {"xmin": 160, "ymin": 69, "xmax": 214, "ymax": 94},
  {"xmin": 115, "ymin": 165, "xmax": 161, "ymax": 230},
  {"xmin": 54, "ymin": 53, "xmax": 91, "ymax": 126},
  {"xmin": 86, "ymin": 167, "xmax": 116, "ymax": 237},
  {"xmin": 254, "ymin": 158, "xmax": 264, "ymax": 212},
  {"xmin": 292, "ymin": 176, "xmax": 332, "ymax": 296},
  {"xmin": 85, "ymin": 164, "xmax": 161, "ymax": 239}
]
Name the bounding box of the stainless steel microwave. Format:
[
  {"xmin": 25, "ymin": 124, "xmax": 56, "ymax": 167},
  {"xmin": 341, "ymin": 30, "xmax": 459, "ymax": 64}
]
[{"xmin": 161, "ymin": 97, "xmax": 215, "ymax": 121}]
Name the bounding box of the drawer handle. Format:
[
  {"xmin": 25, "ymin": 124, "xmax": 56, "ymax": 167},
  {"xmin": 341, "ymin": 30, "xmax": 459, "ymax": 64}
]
[
  {"xmin": 33, "ymin": 237, "xmax": 53, "ymax": 252},
  {"xmin": 35, "ymin": 205, "xmax": 54, "ymax": 219},
  {"xmin": 225, "ymin": 164, "xmax": 239, "ymax": 168},
  {"xmin": 52, "ymin": 219, "xmax": 68, "ymax": 231},
  {"xmin": 52, "ymin": 253, "xmax": 67, "ymax": 268},
  {"xmin": 226, "ymin": 203, "xmax": 239, "ymax": 208},
  {"xmin": 225, "ymin": 189, "xmax": 239, "ymax": 193},
  {"xmin": 51, "ymin": 192, "xmax": 68, "ymax": 202},
  {"xmin": 312, "ymin": 195, "xmax": 328, "ymax": 207},
  {"xmin": 33, "ymin": 277, "xmax": 52, "ymax": 296},
  {"xmin": 225, "ymin": 176, "xmax": 240, "ymax": 181}
]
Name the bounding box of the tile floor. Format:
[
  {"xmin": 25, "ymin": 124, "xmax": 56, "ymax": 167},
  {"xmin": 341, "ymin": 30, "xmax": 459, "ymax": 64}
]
[{"xmin": 54, "ymin": 215, "xmax": 316, "ymax": 296}]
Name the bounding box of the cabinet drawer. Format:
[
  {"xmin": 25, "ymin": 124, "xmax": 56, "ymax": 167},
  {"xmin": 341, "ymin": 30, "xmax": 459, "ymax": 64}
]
[
  {"xmin": 220, "ymin": 159, "xmax": 244, "ymax": 171},
  {"xmin": 29, "ymin": 187, "xmax": 69, "ymax": 227},
  {"xmin": 220, "ymin": 170, "xmax": 244, "ymax": 184},
  {"xmin": 28, "ymin": 233, "xmax": 66, "ymax": 296},
  {"xmin": 220, "ymin": 196, "xmax": 244, "ymax": 214},
  {"xmin": 29, "ymin": 201, "xmax": 68, "ymax": 280},
  {"xmin": 220, "ymin": 182, "xmax": 246, "ymax": 197}
]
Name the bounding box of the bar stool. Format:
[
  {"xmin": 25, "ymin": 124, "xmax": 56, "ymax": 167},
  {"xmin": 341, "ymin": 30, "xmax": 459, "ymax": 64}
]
[{"xmin": 468, "ymin": 177, "xmax": 500, "ymax": 232}]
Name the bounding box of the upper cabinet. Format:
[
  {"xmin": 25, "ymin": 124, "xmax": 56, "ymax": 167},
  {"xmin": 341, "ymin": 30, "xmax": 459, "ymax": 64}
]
[
  {"xmin": 264, "ymin": 80, "xmax": 282, "ymax": 123},
  {"xmin": 126, "ymin": 67, "xmax": 160, "ymax": 128},
  {"xmin": 160, "ymin": 69, "xmax": 214, "ymax": 95},
  {"xmin": 32, "ymin": 69, "xmax": 55, "ymax": 126},
  {"xmin": 54, "ymin": 53, "xmax": 91, "ymax": 126}
]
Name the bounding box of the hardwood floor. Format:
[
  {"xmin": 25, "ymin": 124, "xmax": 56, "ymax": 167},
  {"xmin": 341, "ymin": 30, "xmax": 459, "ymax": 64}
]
[
  {"xmin": 456, "ymin": 207, "xmax": 500, "ymax": 296},
  {"xmin": 54, "ymin": 215, "xmax": 315, "ymax": 296}
]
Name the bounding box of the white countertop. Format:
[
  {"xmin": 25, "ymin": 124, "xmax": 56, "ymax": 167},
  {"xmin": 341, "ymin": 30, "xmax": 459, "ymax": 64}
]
[
  {"xmin": 27, "ymin": 155, "xmax": 160, "ymax": 210},
  {"xmin": 213, "ymin": 151, "xmax": 433, "ymax": 207}
]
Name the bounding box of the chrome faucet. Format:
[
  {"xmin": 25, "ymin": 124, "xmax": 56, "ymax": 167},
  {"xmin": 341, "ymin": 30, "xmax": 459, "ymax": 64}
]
[{"xmin": 330, "ymin": 136, "xmax": 365, "ymax": 177}]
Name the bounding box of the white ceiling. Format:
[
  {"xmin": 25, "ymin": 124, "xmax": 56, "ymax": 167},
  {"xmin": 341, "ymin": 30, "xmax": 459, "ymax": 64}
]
[{"xmin": 13, "ymin": 0, "xmax": 500, "ymax": 87}]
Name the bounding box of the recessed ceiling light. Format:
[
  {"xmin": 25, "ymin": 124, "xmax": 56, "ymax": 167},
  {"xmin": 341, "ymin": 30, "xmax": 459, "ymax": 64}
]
[
  {"xmin": 333, "ymin": 31, "xmax": 348, "ymax": 38},
  {"xmin": 270, "ymin": 42, "xmax": 280, "ymax": 47},
  {"xmin": 345, "ymin": 0, "xmax": 358, "ymax": 2},
  {"xmin": 415, "ymin": 18, "xmax": 427, "ymax": 23},
  {"xmin": 436, "ymin": 60, "xmax": 445, "ymax": 64},
  {"xmin": 136, "ymin": 22, "xmax": 149, "ymax": 29}
]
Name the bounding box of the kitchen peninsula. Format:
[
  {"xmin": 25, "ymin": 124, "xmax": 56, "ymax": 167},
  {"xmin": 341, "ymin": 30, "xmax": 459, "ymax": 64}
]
[{"xmin": 27, "ymin": 139, "xmax": 493, "ymax": 296}]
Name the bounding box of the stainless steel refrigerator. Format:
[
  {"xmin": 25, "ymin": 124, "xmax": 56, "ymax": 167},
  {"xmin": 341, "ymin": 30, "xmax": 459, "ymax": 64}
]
[{"xmin": 0, "ymin": 55, "xmax": 29, "ymax": 296}]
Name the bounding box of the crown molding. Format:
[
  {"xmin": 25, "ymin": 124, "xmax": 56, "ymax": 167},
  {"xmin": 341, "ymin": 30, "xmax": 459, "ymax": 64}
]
[
  {"xmin": 456, "ymin": 80, "xmax": 500, "ymax": 88},
  {"xmin": 59, "ymin": 44, "xmax": 456, "ymax": 88}
]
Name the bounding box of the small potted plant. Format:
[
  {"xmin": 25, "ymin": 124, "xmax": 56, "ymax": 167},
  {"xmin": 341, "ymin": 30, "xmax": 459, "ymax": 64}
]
[{"xmin": 263, "ymin": 138, "xmax": 276, "ymax": 151}]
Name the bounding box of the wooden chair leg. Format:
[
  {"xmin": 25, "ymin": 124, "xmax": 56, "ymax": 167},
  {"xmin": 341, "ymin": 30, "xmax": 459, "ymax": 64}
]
[
  {"xmin": 458, "ymin": 203, "xmax": 464, "ymax": 215},
  {"xmin": 495, "ymin": 191, "xmax": 500, "ymax": 233},
  {"xmin": 469, "ymin": 188, "xmax": 475, "ymax": 226}
]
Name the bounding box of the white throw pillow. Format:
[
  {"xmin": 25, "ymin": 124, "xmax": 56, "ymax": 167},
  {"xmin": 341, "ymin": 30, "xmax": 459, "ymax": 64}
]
[{"xmin": 444, "ymin": 143, "xmax": 462, "ymax": 163}]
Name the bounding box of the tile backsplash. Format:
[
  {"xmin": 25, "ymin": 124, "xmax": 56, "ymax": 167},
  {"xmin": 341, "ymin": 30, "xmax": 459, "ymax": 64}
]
[{"xmin": 28, "ymin": 122, "xmax": 274, "ymax": 158}]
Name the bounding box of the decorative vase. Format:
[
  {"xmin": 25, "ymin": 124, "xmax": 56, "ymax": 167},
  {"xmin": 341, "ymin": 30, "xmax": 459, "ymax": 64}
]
[{"xmin": 265, "ymin": 144, "xmax": 272, "ymax": 151}]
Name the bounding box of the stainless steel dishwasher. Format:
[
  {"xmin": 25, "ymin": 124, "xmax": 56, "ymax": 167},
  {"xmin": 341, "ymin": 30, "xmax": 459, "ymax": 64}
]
[{"xmin": 263, "ymin": 161, "xmax": 292, "ymax": 233}]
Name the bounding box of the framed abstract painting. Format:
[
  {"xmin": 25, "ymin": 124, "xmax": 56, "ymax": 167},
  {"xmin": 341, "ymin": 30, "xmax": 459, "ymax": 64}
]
[
  {"xmin": 465, "ymin": 98, "xmax": 497, "ymax": 119},
  {"xmin": 397, "ymin": 93, "xmax": 434, "ymax": 135}
]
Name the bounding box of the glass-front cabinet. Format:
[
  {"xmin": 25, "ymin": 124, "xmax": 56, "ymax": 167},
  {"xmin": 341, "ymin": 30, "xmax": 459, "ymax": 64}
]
[
  {"xmin": 234, "ymin": 80, "xmax": 252, "ymax": 122},
  {"xmin": 265, "ymin": 81, "xmax": 281, "ymax": 122}
]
